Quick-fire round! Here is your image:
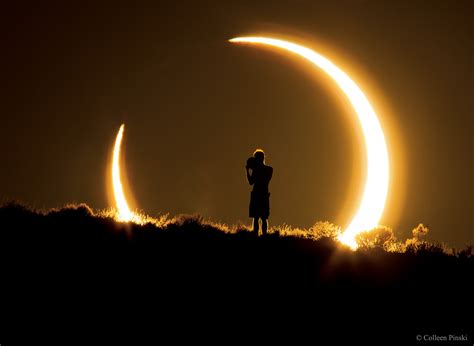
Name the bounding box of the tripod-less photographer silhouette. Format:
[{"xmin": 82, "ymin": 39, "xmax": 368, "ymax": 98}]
[{"xmin": 246, "ymin": 149, "xmax": 273, "ymax": 235}]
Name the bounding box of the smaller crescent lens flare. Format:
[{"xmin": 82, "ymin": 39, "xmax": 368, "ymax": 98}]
[{"xmin": 112, "ymin": 124, "xmax": 134, "ymax": 222}]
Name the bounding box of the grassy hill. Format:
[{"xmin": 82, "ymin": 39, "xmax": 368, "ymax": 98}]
[{"xmin": 1, "ymin": 202, "xmax": 472, "ymax": 344}]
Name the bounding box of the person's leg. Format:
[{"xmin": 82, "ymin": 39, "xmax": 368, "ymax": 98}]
[
  {"xmin": 261, "ymin": 218, "xmax": 268, "ymax": 235},
  {"xmin": 253, "ymin": 217, "xmax": 259, "ymax": 235}
]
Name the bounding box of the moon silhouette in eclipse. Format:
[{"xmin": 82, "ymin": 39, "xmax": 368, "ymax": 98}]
[
  {"xmin": 110, "ymin": 37, "xmax": 390, "ymax": 249},
  {"xmin": 230, "ymin": 37, "xmax": 390, "ymax": 249}
]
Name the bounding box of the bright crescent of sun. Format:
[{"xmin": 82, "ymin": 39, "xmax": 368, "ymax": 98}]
[
  {"xmin": 230, "ymin": 37, "xmax": 390, "ymax": 249},
  {"xmin": 112, "ymin": 124, "xmax": 134, "ymax": 222}
]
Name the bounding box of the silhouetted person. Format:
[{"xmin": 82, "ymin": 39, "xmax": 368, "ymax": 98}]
[{"xmin": 246, "ymin": 149, "xmax": 273, "ymax": 235}]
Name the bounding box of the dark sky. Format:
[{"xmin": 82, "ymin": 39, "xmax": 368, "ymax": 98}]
[{"xmin": 1, "ymin": 0, "xmax": 472, "ymax": 247}]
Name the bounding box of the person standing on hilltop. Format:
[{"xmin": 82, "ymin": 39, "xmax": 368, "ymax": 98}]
[{"xmin": 246, "ymin": 149, "xmax": 273, "ymax": 236}]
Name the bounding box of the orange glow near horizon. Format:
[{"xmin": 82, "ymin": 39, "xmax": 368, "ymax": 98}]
[
  {"xmin": 112, "ymin": 124, "xmax": 136, "ymax": 222},
  {"xmin": 230, "ymin": 37, "xmax": 390, "ymax": 249}
]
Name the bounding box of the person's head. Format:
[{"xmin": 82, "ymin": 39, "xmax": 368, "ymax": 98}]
[{"xmin": 253, "ymin": 149, "xmax": 265, "ymax": 165}]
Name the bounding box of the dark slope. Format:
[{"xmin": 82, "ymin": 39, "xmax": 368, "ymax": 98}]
[{"xmin": 1, "ymin": 203, "xmax": 472, "ymax": 344}]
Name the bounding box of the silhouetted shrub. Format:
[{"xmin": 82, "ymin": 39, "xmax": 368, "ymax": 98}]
[
  {"xmin": 311, "ymin": 221, "xmax": 341, "ymax": 240},
  {"xmin": 356, "ymin": 225, "xmax": 396, "ymax": 251},
  {"xmin": 458, "ymin": 245, "xmax": 473, "ymax": 259}
]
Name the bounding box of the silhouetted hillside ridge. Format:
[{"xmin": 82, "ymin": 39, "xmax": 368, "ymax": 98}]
[{"xmin": 1, "ymin": 202, "xmax": 472, "ymax": 343}]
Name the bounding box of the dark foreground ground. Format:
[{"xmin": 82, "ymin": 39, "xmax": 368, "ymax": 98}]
[{"xmin": 1, "ymin": 203, "xmax": 472, "ymax": 344}]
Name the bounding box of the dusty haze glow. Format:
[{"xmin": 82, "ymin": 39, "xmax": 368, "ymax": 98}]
[{"xmin": 230, "ymin": 37, "xmax": 389, "ymax": 248}]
